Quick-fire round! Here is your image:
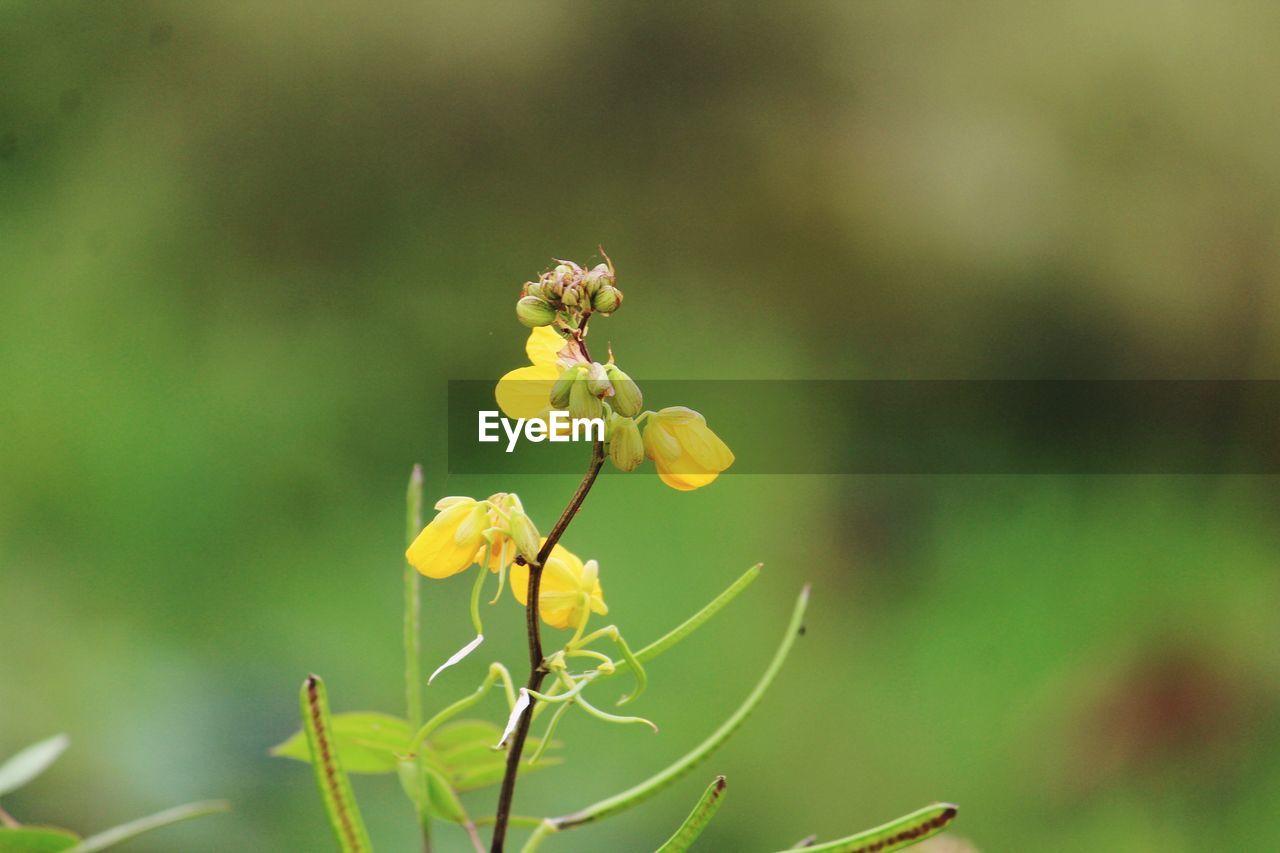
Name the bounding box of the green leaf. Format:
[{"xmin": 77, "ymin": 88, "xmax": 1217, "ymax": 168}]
[
  {"xmin": 398, "ymin": 759, "xmax": 470, "ymax": 825},
  {"xmin": 299, "ymin": 676, "xmax": 373, "ymax": 853},
  {"xmin": 655, "ymin": 776, "xmax": 727, "ymax": 853},
  {"xmin": 424, "ymin": 720, "xmax": 560, "ymax": 793},
  {"xmin": 272, "ymin": 712, "xmax": 412, "ymax": 774},
  {"xmin": 770, "ymin": 803, "xmax": 958, "ymax": 853},
  {"xmin": 0, "ymin": 827, "xmax": 79, "ymax": 852},
  {"xmin": 69, "ymin": 801, "xmax": 229, "ymax": 852},
  {"xmin": 425, "ymin": 720, "xmax": 500, "ymax": 752},
  {"xmin": 424, "ymin": 767, "xmax": 468, "ymax": 824},
  {"xmin": 0, "ymin": 735, "xmax": 70, "ymax": 797}
]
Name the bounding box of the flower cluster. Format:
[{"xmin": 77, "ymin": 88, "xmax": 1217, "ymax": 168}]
[
  {"xmin": 406, "ymin": 492, "xmax": 539, "ymax": 580},
  {"xmin": 509, "ymin": 540, "xmax": 607, "ymax": 630},
  {"xmin": 516, "ymin": 257, "xmax": 622, "ymax": 329},
  {"xmin": 407, "ymin": 498, "xmax": 604, "ymax": 632},
  {"xmin": 498, "ymin": 255, "xmax": 735, "ymax": 490}
]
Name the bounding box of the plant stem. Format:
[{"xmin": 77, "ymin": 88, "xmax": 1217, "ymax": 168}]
[
  {"xmin": 405, "ymin": 464, "xmax": 424, "ymax": 727},
  {"xmin": 404, "ymin": 464, "xmax": 430, "ymax": 852},
  {"xmin": 490, "ymin": 438, "xmax": 606, "ymax": 852}
]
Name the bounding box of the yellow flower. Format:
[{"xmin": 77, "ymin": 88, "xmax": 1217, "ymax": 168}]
[
  {"xmin": 406, "ymin": 497, "xmax": 493, "ymax": 579},
  {"xmin": 642, "ymin": 406, "xmax": 735, "ymax": 491},
  {"xmin": 495, "ymin": 327, "xmax": 565, "ymax": 420},
  {"xmin": 509, "ymin": 540, "xmax": 608, "ymax": 629}
]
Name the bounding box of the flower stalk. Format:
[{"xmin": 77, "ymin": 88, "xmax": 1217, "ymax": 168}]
[
  {"xmin": 403, "ymin": 465, "xmax": 432, "ymax": 851},
  {"xmin": 489, "ymin": 435, "xmax": 605, "ymax": 851}
]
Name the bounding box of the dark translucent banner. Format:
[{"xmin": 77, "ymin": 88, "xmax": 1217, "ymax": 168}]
[{"xmin": 447, "ymin": 380, "xmax": 1280, "ymax": 474}]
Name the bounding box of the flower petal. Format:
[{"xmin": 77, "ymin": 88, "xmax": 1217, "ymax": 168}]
[
  {"xmin": 495, "ymin": 364, "xmax": 559, "ymax": 420},
  {"xmin": 672, "ymin": 419, "xmax": 735, "ymax": 473},
  {"xmin": 525, "ymin": 327, "xmax": 566, "ymax": 368},
  {"xmin": 652, "ymin": 456, "xmax": 722, "ymax": 491},
  {"xmin": 407, "ymin": 502, "xmax": 483, "ymax": 578}
]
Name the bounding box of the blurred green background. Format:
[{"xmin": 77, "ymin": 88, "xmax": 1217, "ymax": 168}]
[{"xmin": 4, "ymin": 2, "xmax": 1280, "ymax": 850}]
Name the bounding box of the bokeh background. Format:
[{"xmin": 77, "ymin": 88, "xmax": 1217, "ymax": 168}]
[{"xmin": 4, "ymin": 2, "xmax": 1280, "ymax": 850}]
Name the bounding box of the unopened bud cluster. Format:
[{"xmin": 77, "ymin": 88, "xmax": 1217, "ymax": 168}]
[
  {"xmin": 501, "ymin": 253, "xmax": 734, "ymax": 486},
  {"xmin": 517, "ymin": 258, "xmax": 623, "ymax": 328}
]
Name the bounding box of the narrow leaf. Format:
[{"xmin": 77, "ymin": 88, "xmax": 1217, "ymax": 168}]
[
  {"xmin": 0, "ymin": 827, "xmax": 79, "ymax": 852},
  {"xmin": 0, "ymin": 735, "xmax": 70, "ymax": 797},
  {"xmin": 772, "ymin": 804, "xmax": 958, "ymax": 853},
  {"xmin": 69, "ymin": 801, "xmax": 229, "ymax": 852},
  {"xmin": 547, "ymin": 584, "xmax": 809, "ymax": 832},
  {"xmin": 655, "ymin": 776, "xmax": 727, "ymax": 853},
  {"xmin": 300, "ymin": 676, "xmax": 373, "ymax": 852},
  {"xmin": 271, "ymin": 712, "xmax": 411, "ymax": 774}
]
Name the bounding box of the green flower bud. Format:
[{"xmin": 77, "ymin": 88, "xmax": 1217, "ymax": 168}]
[
  {"xmin": 592, "ymin": 285, "xmax": 622, "ymax": 314},
  {"xmin": 604, "ymin": 363, "xmax": 642, "ymax": 417},
  {"xmin": 507, "ymin": 509, "xmax": 541, "ymax": 564},
  {"xmin": 516, "ymin": 296, "xmax": 556, "ymax": 328},
  {"xmin": 585, "ymin": 362, "xmax": 612, "ymax": 397},
  {"xmin": 569, "ymin": 374, "xmax": 603, "ymax": 420},
  {"xmin": 582, "ymin": 264, "xmax": 610, "ymax": 298},
  {"xmin": 523, "ymin": 281, "xmax": 546, "ymax": 301},
  {"xmin": 550, "ymin": 365, "xmax": 583, "ymax": 409},
  {"xmin": 608, "ymin": 414, "xmax": 644, "ymax": 472},
  {"xmin": 562, "ymin": 284, "xmax": 581, "ymax": 307},
  {"xmin": 543, "ymin": 275, "xmax": 564, "ymax": 300}
]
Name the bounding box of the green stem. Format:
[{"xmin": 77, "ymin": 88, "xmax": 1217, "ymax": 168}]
[
  {"xmin": 411, "ymin": 663, "xmax": 516, "ymax": 752},
  {"xmin": 520, "ymin": 820, "xmax": 557, "ymax": 853},
  {"xmin": 539, "ymin": 585, "xmax": 809, "ymax": 835},
  {"xmin": 70, "ymin": 801, "xmax": 230, "ymax": 853},
  {"xmin": 470, "ymin": 560, "xmax": 488, "ymax": 635},
  {"xmin": 405, "ymin": 464, "xmax": 424, "ymax": 728},
  {"xmin": 655, "ymin": 776, "xmax": 727, "ymax": 853},
  {"xmin": 527, "ymin": 701, "xmax": 571, "ymax": 765},
  {"xmin": 572, "ymin": 693, "xmax": 657, "ymax": 732},
  {"xmin": 405, "ymin": 464, "xmax": 430, "ymax": 852},
  {"xmin": 572, "ymin": 625, "xmax": 646, "ymax": 705}
]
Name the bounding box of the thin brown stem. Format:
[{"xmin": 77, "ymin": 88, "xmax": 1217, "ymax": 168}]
[{"xmin": 490, "ymin": 437, "xmax": 606, "ymax": 852}]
